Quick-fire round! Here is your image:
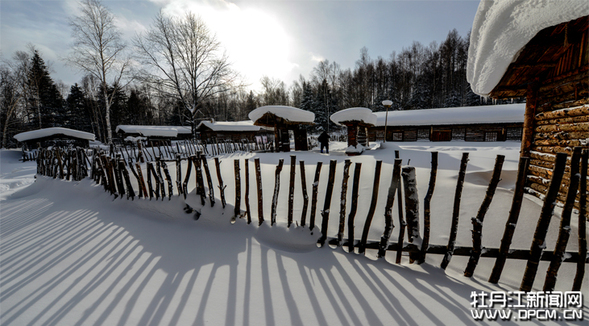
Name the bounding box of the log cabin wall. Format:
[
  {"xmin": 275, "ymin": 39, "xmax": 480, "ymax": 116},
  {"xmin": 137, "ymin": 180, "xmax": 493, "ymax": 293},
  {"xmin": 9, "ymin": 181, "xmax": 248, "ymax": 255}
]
[{"xmin": 488, "ymin": 16, "xmax": 588, "ymax": 208}]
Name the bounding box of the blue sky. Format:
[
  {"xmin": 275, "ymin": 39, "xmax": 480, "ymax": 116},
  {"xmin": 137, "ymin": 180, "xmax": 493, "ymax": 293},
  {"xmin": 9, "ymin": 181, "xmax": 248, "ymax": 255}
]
[{"xmin": 1, "ymin": 0, "xmax": 480, "ymax": 91}]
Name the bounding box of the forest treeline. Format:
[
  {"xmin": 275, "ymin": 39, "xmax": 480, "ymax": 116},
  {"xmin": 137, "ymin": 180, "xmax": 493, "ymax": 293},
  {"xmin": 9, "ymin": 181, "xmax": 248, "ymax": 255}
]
[{"xmin": 0, "ymin": 0, "xmax": 520, "ymax": 148}]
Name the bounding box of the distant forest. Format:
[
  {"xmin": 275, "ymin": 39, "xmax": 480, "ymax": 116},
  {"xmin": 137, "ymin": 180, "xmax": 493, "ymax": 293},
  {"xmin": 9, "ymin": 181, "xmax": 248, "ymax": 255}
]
[{"xmin": 1, "ymin": 26, "xmax": 522, "ymax": 147}]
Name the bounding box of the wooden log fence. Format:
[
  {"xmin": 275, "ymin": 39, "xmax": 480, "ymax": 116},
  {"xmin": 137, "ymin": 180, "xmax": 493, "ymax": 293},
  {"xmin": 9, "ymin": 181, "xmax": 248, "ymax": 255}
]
[{"xmin": 35, "ymin": 148, "xmax": 587, "ymax": 291}]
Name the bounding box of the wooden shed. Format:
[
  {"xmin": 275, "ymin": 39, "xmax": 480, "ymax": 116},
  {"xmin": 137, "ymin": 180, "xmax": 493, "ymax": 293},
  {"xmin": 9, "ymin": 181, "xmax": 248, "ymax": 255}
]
[
  {"xmin": 248, "ymin": 106, "xmax": 315, "ymax": 152},
  {"xmin": 467, "ymin": 2, "xmax": 588, "ymax": 206},
  {"xmin": 14, "ymin": 127, "xmax": 95, "ymax": 149},
  {"xmin": 115, "ymin": 125, "xmax": 192, "ymax": 145},
  {"xmin": 330, "ymin": 107, "xmax": 377, "ymax": 155},
  {"xmin": 195, "ymin": 120, "xmax": 261, "ymax": 142},
  {"xmin": 368, "ymin": 104, "xmax": 525, "ymax": 142}
]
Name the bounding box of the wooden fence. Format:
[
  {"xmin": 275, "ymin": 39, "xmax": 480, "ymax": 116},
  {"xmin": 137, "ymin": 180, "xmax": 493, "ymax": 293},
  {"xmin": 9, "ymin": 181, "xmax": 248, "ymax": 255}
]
[{"xmin": 35, "ymin": 145, "xmax": 587, "ymax": 292}]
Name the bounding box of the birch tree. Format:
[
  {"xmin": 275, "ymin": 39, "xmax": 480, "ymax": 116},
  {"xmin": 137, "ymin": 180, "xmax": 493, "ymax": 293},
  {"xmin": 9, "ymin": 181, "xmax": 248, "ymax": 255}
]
[
  {"xmin": 134, "ymin": 12, "xmax": 239, "ymax": 135},
  {"xmin": 67, "ymin": 0, "xmax": 130, "ymax": 145}
]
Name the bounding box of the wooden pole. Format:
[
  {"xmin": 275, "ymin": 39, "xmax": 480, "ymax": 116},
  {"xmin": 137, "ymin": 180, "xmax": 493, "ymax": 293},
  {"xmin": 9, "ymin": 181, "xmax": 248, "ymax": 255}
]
[
  {"xmin": 521, "ymin": 80, "xmax": 539, "ymax": 157},
  {"xmin": 135, "ymin": 163, "xmax": 148, "ymax": 199},
  {"xmin": 489, "ymin": 156, "xmax": 530, "ymax": 283},
  {"xmin": 254, "ymin": 158, "xmax": 264, "ymax": 225},
  {"xmin": 299, "ymin": 161, "xmax": 309, "ymax": 227},
  {"xmin": 233, "ymin": 159, "xmax": 241, "ymax": 222},
  {"xmin": 419, "ymin": 152, "xmax": 438, "ymax": 264},
  {"xmin": 155, "ymin": 159, "xmax": 166, "ymax": 200},
  {"xmin": 402, "ymin": 166, "xmax": 421, "ymax": 263},
  {"xmin": 202, "ymin": 157, "xmax": 215, "ymax": 207},
  {"xmin": 318, "ymin": 160, "xmax": 337, "ymax": 247},
  {"xmin": 358, "ymin": 160, "xmax": 383, "ymax": 254},
  {"xmin": 120, "ymin": 160, "xmax": 135, "ymax": 200},
  {"xmin": 214, "ymin": 157, "xmax": 227, "ymax": 208},
  {"xmin": 572, "ymin": 148, "xmax": 587, "ymax": 291},
  {"xmin": 520, "ymin": 152, "xmax": 568, "ymax": 292},
  {"xmin": 441, "ymin": 152, "xmax": 469, "ymax": 270},
  {"xmin": 395, "ymin": 153, "xmax": 405, "ymax": 264},
  {"xmin": 176, "ymin": 154, "xmax": 183, "ymax": 197},
  {"xmin": 244, "ymin": 159, "xmax": 252, "ymax": 224},
  {"xmin": 464, "ymin": 155, "xmax": 505, "ymax": 277},
  {"xmin": 182, "ymin": 156, "xmax": 193, "ymax": 199},
  {"xmin": 543, "ymin": 150, "xmax": 581, "ymax": 291},
  {"xmin": 309, "ymin": 162, "xmax": 323, "ymax": 231},
  {"xmin": 271, "ymin": 158, "xmax": 284, "ymax": 226},
  {"xmin": 146, "ymin": 162, "xmax": 158, "ymax": 200},
  {"xmin": 378, "ymin": 159, "xmax": 401, "ymax": 259},
  {"xmin": 347, "ymin": 163, "xmax": 362, "ymax": 253},
  {"xmin": 287, "ymin": 155, "xmax": 296, "ymax": 227},
  {"xmin": 161, "ymin": 160, "xmax": 174, "ymax": 200},
  {"xmin": 337, "ymin": 160, "xmax": 352, "ymax": 247}
]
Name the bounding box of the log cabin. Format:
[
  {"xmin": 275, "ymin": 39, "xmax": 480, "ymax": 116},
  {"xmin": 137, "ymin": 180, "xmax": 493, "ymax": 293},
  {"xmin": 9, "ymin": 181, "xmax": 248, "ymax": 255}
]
[
  {"xmin": 195, "ymin": 120, "xmax": 263, "ymax": 142},
  {"xmin": 248, "ymin": 105, "xmax": 315, "ymax": 152},
  {"xmin": 14, "ymin": 127, "xmax": 95, "ymax": 149}
]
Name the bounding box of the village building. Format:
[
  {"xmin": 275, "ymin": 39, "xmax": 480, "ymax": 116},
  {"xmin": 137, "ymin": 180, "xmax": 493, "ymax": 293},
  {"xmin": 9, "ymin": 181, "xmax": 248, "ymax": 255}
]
[
  {"xmin": 195, "ymin": 120, "xmax": 263, "ymax": 142},
  {"xmin": 14, "ymin": 127, "xmax": 95, "ymax": 149},
  {"xmin": 367, "ymin": 104, "xmax": 525, "ymax": 142},
  {"xmin": 467, "ymin": 1, "xmax": 588, "ymax": 205},
  {"xmin": 248, "ymin": 105, "xmax": 315, "ymax": 152},
  {"xmin": 115, "ymin": 125, "xmax": 192, "ymax": 144},
  {"xmin": 330, "ymin": 107, "xmax": 377, "ymax": 155}
]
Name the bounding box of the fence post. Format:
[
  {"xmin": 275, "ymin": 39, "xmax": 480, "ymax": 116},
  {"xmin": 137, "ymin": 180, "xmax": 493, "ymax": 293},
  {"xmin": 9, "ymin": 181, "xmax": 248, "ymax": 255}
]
[
  {"xmin": 255, "ymin": 158, "xmax": 264, "ymax": 225},
  {"xmin": 358, "ymin": 160, "xmax": 383, "ymax": 254},
  {"xmin": 441, "ymin": 152, "xmax": 469, "ymax": 270},
  {"xmin": 309, "ymin": 162, "xmax": 323, "ymax": 231},
  {"xmin": 318, "ymin": 160, "xmax": 337, "ymax": 247},
  {"xmin": 120, "ymin": 160, "xmax": 135, "ymax": 200},
  {"xmin": 135, "ymin": 163, "xmax": 148, "ymax": 199},
  {"xmin": 233, "ymin": 159, "xmax": 241, "ymax": 222},
  {"xmin": 573, "ymin": 148, "xmax": 588, "ymax": 291},
  {"xmin": 520, "ymin": 152, "xmax": 568, "ymax": 292},
  {"xmin": 182, "ymin": 156, "xmax": 193, "ymax": 199},
  {"xmin": 419, "ymin": 152, "xmax": 438, "ymax": 264},
  {"xmin": 156, "ymin": 159, "xmax": 167, "ymax": 200},
  {"xmin": 543, "ymin": 147, "xmax": 582, "ymax": 291},
  {"xmin": 287, "ymin": 156, "xmax": 296, "ymax": 227},
  {"xmin": 299, "ymin": 161, "xmax": 309, "ymax": 227},
  {"xmin": 337, "ymin": 160, "xmax": 352, "ymax": 247},
  {"xmin": 202, "ymin": 157, "xmax": 215, "ymax": 207},
  {"xmin": 214, "ymin": 157, "xmax": 227, "ymax": 208},
  {"xmin": 378, "ymin": 158, "xmax": 401, "ymax": 259},
  {"xmin": 347, "ymin": 163, "xmax": 362, "ymax": 253},
  {"xmin": 464, "ymin": 154, "xmax": 504, "ymax": 277},
  {"xmin": 271, "ymin": 159, "xmax": 284, "ymax": 226},
  {"xmin": 395, "ymin": 157, "xmax": 405, "ymax": 264},
  {"xmin": 176, "ymin": 155, "xmax": 183, "ymax": 197},
  {"xmin": 194, "ymin": 153, "xmax": 205, "ymax": 205},
  {"xmin": 489, "ymin": 156, "xmax": 530, "ymax": 283},
  {"xmin": 245, "ymin": 159, "xmax": 252, "ymax": 224},
  {"xmin": 402, "ymin": 166, "xmax": 420, "ymax": 263}
]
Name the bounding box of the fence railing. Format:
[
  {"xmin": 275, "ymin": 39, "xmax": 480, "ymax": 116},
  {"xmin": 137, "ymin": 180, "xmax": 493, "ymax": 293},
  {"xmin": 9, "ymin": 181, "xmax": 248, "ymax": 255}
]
[{"xmin": 35, "ymin": 144, "xmax": 588, "ymax": 292}]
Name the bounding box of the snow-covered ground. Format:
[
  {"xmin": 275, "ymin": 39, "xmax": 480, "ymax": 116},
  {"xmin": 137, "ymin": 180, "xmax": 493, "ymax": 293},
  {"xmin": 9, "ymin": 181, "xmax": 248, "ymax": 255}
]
[{"xmin": 1, "ymin": 142, "xmax": 587, "ymax": 325}]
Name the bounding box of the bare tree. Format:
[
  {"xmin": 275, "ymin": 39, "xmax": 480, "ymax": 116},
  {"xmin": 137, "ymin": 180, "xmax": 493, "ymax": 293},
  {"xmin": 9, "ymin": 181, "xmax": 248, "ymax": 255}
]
[
  {"xmin": 1, "ymin": 51, "xmax": 31, "ymax": 148},
  {"xmin": 67, "ymin": 0, "xmax": 130, "ymax": 144},
  {"xmin": 134, "ymin": 11, "xmax": 239, "ymax": 135}
]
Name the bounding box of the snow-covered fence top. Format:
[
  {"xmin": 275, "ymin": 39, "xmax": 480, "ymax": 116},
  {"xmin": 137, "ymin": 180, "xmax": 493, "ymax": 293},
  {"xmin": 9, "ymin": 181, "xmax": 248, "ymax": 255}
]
[
  {"xmin": 330, "ymin": 107, "xmax": 377, "ymax": 126},
  {"xmin": 248, "ymin": 105, "xmax": 315, "ymax": 126},
  {"xmin": 116, "ymin": 125, "xmax": 191, "ymax": 138},
  {"xmin": 467, "ymin": 0, "xmax": 588, "ymax": 96},
  {"xmin": 373, "ymin": 103, "xmax": 525, "ymax": 127},
  {"xmin": 196, "ymin": 120, "xmax": 261, "ymax": 132},
  {"xmin": 14, "ymin": 127, "xmax": 95, "ymax": 142}
]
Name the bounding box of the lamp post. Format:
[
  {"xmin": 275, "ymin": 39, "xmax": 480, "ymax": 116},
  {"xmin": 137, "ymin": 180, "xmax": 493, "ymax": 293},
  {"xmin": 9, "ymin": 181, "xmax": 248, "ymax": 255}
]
[{"xmin": 382, "ymin": 100, "xmax": 392, "ymax": 143}]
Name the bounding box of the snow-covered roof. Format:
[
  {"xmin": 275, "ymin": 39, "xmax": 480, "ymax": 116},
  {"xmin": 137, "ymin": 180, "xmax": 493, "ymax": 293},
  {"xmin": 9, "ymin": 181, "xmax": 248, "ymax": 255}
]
[
  {"xmin": 14, "ymin": 127, "xmax": 95, "ymax": 142},
  {"xmin": 373, "ymin": 104, "xmax": 525, "ymax": 127},
  {"xmin": 467, "ymin": 0, "xmax": 589, "ymax": 96},
  {"xmin": 248, "ymin": 106, "xmax": 315, "ymax": 125},
  {"xmin": 330, "ymin": 107, "xmax": 377, "ymax": 126},
  {"xmin": 196, "ymin": 120, "xmax": 260, "ymax": 132},
  {"xmin": 116, "ymin": 125, "xmax": 191, "ymax": 138}
]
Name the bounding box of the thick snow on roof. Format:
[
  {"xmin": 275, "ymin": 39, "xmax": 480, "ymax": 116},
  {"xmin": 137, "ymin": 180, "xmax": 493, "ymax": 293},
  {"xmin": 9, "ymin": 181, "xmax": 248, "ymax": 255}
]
[
  {"xmin": 330, "ymin": 107, "xmax": 377, "ymax": 126},
  {"xmin": 196, "ymin": 120, "xmax": 260, "ymax": 132},
  {"xmin": 14, "ymin": 127, "xmax": 95, "ymax": 142},
  {"xmin": 116, "ymin": 125, "xmax": 191, "ymax": 137},
  {"xmin": 467, "ymin": 0, "xmax": 589, "ymax": 96},
  {"xmin": 248, "ymin": 105, "xmax": 315, "ymax": 124},
  {"xmin": 374, "ymin": 103, "xmax": 525, "ymax": 127}
]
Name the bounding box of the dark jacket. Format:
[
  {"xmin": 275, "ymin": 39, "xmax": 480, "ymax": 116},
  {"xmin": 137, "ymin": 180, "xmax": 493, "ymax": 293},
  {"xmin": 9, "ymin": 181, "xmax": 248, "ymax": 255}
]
[{"xmin": 318, "ymin": 132, "xmax": 329, "ymax": 145}]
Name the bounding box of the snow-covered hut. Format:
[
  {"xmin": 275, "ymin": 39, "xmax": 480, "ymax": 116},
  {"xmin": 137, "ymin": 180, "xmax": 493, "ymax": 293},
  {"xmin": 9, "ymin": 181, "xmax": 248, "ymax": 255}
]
[
  {"xmin": 467, "ymin": 0, "xmax": 588, "ymax": 205},
  {"xmin": 14, "ymin": 127, "xmax": 95, "ymax": 149},
  {"xmin": 369, "ymin": 104, "xmax": 525, "ymax": 142},
  {"xmin": 115, "ymin": 125, "xmax": 192, "ymax": 144},
  {"xmin": 195, "ymin": 120, "xmax": 262, "ymax": 142},
  {"xmin": 331, "ymin": 107, "xmax": 376, "ymax": 155},
  {"xmin": 248, "ymin": 105, "xmax": 315, "ymax": 152}
]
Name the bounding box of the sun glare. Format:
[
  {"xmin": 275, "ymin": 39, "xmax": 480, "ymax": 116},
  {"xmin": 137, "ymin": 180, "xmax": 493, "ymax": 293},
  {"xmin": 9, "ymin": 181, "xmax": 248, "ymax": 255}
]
[{"xmin": 161, "ymin": 0, "xmax": 297, "ymax": 91}]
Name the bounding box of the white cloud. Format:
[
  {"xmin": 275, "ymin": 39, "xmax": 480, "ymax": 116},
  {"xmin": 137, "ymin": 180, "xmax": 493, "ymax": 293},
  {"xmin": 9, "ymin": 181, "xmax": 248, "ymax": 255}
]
[{"xmin": 310, "ymin": 53, "xmax": 325, "ymax": 62}]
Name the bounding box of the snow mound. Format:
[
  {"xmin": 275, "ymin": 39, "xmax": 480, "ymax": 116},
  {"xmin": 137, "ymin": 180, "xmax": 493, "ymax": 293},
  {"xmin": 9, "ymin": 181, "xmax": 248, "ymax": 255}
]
[
  {"xmin": 197, "ymin": 120, "xmax": 260, "ymax": 132},
  {"xmin": 330, "ymin": 107, "xmax": 377, "ymax": 126},
  {"xmin": 248, "ymin": 105, "xmax": 315, "ymax": 124},
  {"xmin": 345, "ymin": 144, "xmax": 365, "ymax": 154},
  {"xmin": 467, "ymin": 0, "xmax": 589, "ymax": 96},
  {"xmin": 14, "ymin": 127, "xmax": 95, "ymax": 142},
  {"xmin": 254, "ymin": 223, "xmax": 320, "ymax": 253}
]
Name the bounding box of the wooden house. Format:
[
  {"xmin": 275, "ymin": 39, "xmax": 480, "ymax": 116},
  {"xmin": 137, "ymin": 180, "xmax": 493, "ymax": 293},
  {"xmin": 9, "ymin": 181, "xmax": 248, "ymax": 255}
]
[
  {"xmin": 467, "ymin": 1, "xmax": 588, "ymax": 206},
  {"xmin": 248, "ymin": 106, "xmax": 315, "ymax": 152},
  {"xmin": 367, "ymin": 104, "xmax": 525, "ymax": 142},
  {"xmin": 115, "ymin": 125, "xmax": 192, "ymax": 144},
  {"xmin": 195, "ymin": 120, "xmax": 262, "ymax": 142},
  {"xmin": 14, "ymin": 127, "xmax": 95, "ymax": 149}
]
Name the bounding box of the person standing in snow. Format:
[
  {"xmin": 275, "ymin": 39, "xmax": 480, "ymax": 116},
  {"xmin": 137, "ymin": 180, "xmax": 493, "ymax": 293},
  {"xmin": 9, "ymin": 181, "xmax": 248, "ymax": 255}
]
[{"xmin": 318, "ymin": 131, "xmax": 329, "ymax": 154}]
